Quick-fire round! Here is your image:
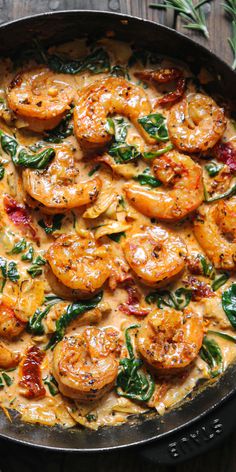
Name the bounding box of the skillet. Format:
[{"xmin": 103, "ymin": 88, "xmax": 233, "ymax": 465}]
[{"xmin": 0, "ymin": 9, "xmax": 236, "ymax": 465}]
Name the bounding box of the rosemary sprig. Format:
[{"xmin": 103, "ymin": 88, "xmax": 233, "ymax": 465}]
[
  {"xmin": 223, "ymin": 0, "xmax": 236, "ymax": 69},
  {"xmin": 150, "ymin": 0, "xmax": 212, "ymax": 38}
]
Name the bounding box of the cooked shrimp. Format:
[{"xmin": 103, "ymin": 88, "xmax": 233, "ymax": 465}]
[
  {"xmin": 0, "ymin": 302, "xmax": 25, "ymax": 340},
  {"xmin": 46, "ymin": 233, "xmax": 111, "ymax": 294},
  {"xmin": 137, "ymin": 308, "xmax": 204, "ymax": 372},
  {"xmin": 0, "ymin": 341, "xmax": 20, "ymax": 369},
  {"xmin": 124, "ymin": 151, "xmax": 204, "ymax": 221},
  {"xmin": 22, "ymin": 144, "xmax": 101, "ymax": 210},
  {"xmin": 194, "ymin": 199, "xmax": 236, "ymax": 269},
  {"xmin": 168, "ymin": 94, "xmax": 226, "ymax": 152},
  {"xmin": 74, "ymin": 77, "xmax": 152, "ymax": 151},
  {"xmin": 53, "ymin": 327, "xmax": 121, "ymax": 401},
  {"xmin": 123, "ymin": 225, "xmax": 187, "ymax": 287},
  {"xmin": 7, "ymin": 67, "xmax": 74, "ymax": 132}
]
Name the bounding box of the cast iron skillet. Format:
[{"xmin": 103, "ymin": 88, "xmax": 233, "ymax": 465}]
[{"xmin": 0, "ymin": 10, "xmax": 236, "ymax": 465}]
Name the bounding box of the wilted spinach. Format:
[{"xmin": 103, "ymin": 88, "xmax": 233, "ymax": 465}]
[
  {"xmin": 46, "ymin": 291, "xmax": 103, "ymax": 349},
  {"xmin": 133, "ymin": 168, "xmax": 161, "ymax": 188},
  {"xmin": 38, "ymin": 214, "xmax": 64, "ymax": 234},
  {"xmin": 48, "ymin": 48, "xmax": 110, "ymax": 74},
  {"xmin": 212, "ymin": 273, "xmax": 230, "ymax": 292},
  {"xmin": 222, "ymin": 283, "xmax": 236, "ymax": 328},
  {"xmin": 116, "ymin": 324, "xmax": 154, "ymax": 402},
  {"xmin": 200, "ymin": 336, "xmax": 223, "ymax": 377},
  {"xmin": 205, "ymin": 161, "xmax": 224, "ymax": 177},
  {"xmin": 27, "ymin": 256, "xmax": 46, "ymax": 279},
  {"xmin": 109, "ymin": 142, "xmax": 140, "ymax": 164},
  {"xmin": 138, "ymin": 114, "xmax": 169, "ymax": 142},
  {"xmin": 146, "ymin": 287, "xmax": 192, "ymax": 310},
  {"xmin": 0, "ymin": 130, "xmax": 55, "ymax": 170},
  {"xmin": 44, "ymin": 107, "xmax": 74, "ymax": 143}
]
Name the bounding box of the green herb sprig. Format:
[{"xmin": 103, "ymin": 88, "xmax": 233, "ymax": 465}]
[{"xmin": 150, "ymin": 0, "xmax": 212, "ymax": 38}]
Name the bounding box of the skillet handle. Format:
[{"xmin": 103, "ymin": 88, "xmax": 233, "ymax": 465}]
[{"xmin": 139, "ymin": 394, "xmax": 236, "ymax": 465}]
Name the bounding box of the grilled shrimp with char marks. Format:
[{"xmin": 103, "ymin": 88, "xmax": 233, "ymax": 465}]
[
  {"xmin": 22, "ymin": 144, "xmax": 101, "ymax": 211},
  {"xmin": 168, "ymin": 94, "xmax": 226, "ymax": 153},
  {"xmin": 137, "ymin": 308, "xmax": 204, "ymax": 373},
  {"xmin": 46, "ymin": 233, "xmax": 111, "ymax": 295},
  {"xmin": 194, "ymin": 198, "xmax": 236, "ymax": 270},
  {"xmin": 53, "ymin": 327, "xmax": 121, "ymax": 401},
  {"xmin": 74, "ymin": 77, "xmax": 152, "ymax": 151},
  {"xmin": 123, "ymin": 225, "xmax": 187, "ymax": 287},
  {"xmin": 7, "ymin": 67, "xmax": 74, "ymax": 132},
  {"xmin": 124, "ymin": 151, "xmax": 204, "ymax": 221}
]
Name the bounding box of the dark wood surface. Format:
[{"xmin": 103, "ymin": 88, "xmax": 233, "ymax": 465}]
[{"xmin": 0, "ymin": 1, "xmax": 235, "ymax": 471}]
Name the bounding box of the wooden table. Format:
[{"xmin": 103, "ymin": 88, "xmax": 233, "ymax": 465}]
[{"xmin": 0, "ymin": 1, "xmax": 235, "ymax": 471}]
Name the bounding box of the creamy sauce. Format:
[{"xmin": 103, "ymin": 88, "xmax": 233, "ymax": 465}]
[{"xmin": 0, "ymin": 38, "xmax": 235, "ymax": 431}]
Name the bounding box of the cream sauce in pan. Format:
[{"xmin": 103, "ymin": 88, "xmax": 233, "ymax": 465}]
[{"xmin": 0, "ymin": 38, "xmax": 235, "ymax": 430}]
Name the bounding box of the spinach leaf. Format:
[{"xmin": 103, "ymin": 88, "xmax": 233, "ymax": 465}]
[
  {"xmin": 128, "ymin": 49, "xmax": 159, "ymax": 67},
  {"xmin": 44, "ymin": 107, "xmax": 74, "ymax": 143},
  {"xmin": 106, "ymin": 117, "xmax": 129, "ymax": 142},
  {"xmin": 200, "ymin": 336, "xmax": 223, "ymax": 377},
  {"xmin": 204, "ymin": 181, "xmax": 236, "ymax": 203},
  {"xmin": 38, "ymin": 214, "xmax": 64, "ymax": 234},
  {"xmin": 138, "ymin": 114, "xmax": 169, "ymax": 142},
  {"xmin": 212, "ymin": 273, "xmax": 230, "ymax": 291},
  {"xmin": 0, "ymin": 257, "xmax": 20, "ymax": 291},
  {"xmin": 21, "ymin": 245, "xmax": 34, "ymax": 262},
  {"xmin": 28, "ymin": 306, "xmax": 51, "ymax": 335},
  {"xmin": 0, "ymin": 257, "xmax": 7, "ymax": 292},
  {"xmin": 110, "ymin": 65, "xmax": 130, "ymax": 79},
  {"xmin": 108, "ymin": 232, "xmax": 126, "ymax": 242},
  {"xmin": 8, "ymin": 238, "xmax": 27, "ymax": 255},
  {"xmin": 88, "ymin": 164, "xmax": 101, "ymax": 176},
  {"xmin": 27, "ymin": 256, "xmax": 46, "ymax": 279},
  {"xmin": 0, "ymin": 130, "xmax": 55, "ymax": 170},
  {"xmin": 27, "ymin": 294, "xmax": 64, "ymax": 335},
  {"xmin": 0, "ymin": 164, "xmax": 5, "ymax": 180},
  {"xmin": 109, "ymin": 142, "xmax": 140, "ymax": 164},
  {"xmin": 133, "ymin": 168, "xmax": 161, "ymax": 188},
  {"xmin": 205, "ymin": 161, "xmax": 224, "ymax": 177},
  {"xmin": 146, "ymin": 287, "xmax": 192, "ymax": 310},
  {"xmin": 46, "ymin": 291, "xmax": 103, "ymax": 350},
  {"xmin": 116, "ymin": 324, "xmax": 154, "ymax": 402},
  {"xmin": 143, "ymin": 143, "xmax": 173, "ymax": 159},
  {"xmin": 7, "ymin": 261, "xmax": 19, "ymax": 282},
  {"xmin": 1, "ymin": 372, "xmax": 13, "ymax": 386},
  {"xmin": 43, "ymin": 374, "xmax": 58, "ymax": 396},
  {"xmin": 86, "ymin": 413, "xmax": 97, "ymax": 422},
  {"xmin": 222, "ymin": 283, "xmax": 236, "ymax": 328},
  {"xmin": 198, "ymin": 254, "xmax": 215, "ymax": 279},
  {"xmin": 207, "ymin": 330, "xmax": 236, "ymax": 344},
  {"xmin": 48, "ymin": 48, "xmax": 110, "ymax": 74}
]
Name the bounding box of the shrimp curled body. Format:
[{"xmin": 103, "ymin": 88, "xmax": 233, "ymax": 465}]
[
  {"xmin": 0, "ymin": 341, "xmax": 20, "ymax": 369},
  {"xmin": 125, "ymin": 151, "xmax": 204, "ymax": 221},
  {"xmin": 0, "ymin": 302, "xmax": 25, "ymax": 340},
  {"xmin": 137, "ymin": 308, "xmax": 204, "ymax": 373},
  {"xmin": 74, "ymin": 77, "xmax": 152, "ymax": 151},
  {"xmin": 46, "ymin": 233, "xmax": 111, "ymax": 295},
  {"xmin": 7, "ymin": 67, "xmax": 74, "ymax": 132},
  {"xmin": 194, "ymin": 198, "xmax": 236, "ymax": 270},
  {"xmin": 168, "ymin": 94, "xmax": 226, "ymax": 153},
  {"xmin": 22, "ymin": 145, "xmax": 101, "ymax": 210},
  {"xmin": 123, "ymin": 226, "xmax": 187, "ymax": 287},
  {"xmin": 53, "ymin": 327, "xmax": 121, "ymax": 401}
]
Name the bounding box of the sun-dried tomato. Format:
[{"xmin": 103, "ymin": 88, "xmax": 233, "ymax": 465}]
[
  {"xmin": 119, "ymin": 283, "xmax": 150, "ymax": 316},
  {"xmin": 213, "ymin": 141, "xmax": 236, "ymax": 173},
  {"xmin": 19, "ymin": 345, "xmax": 46, "ymax": 399},
  {"xmin": 3, "ymin": 194, "xmax": 38, "ymax": 242}
]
